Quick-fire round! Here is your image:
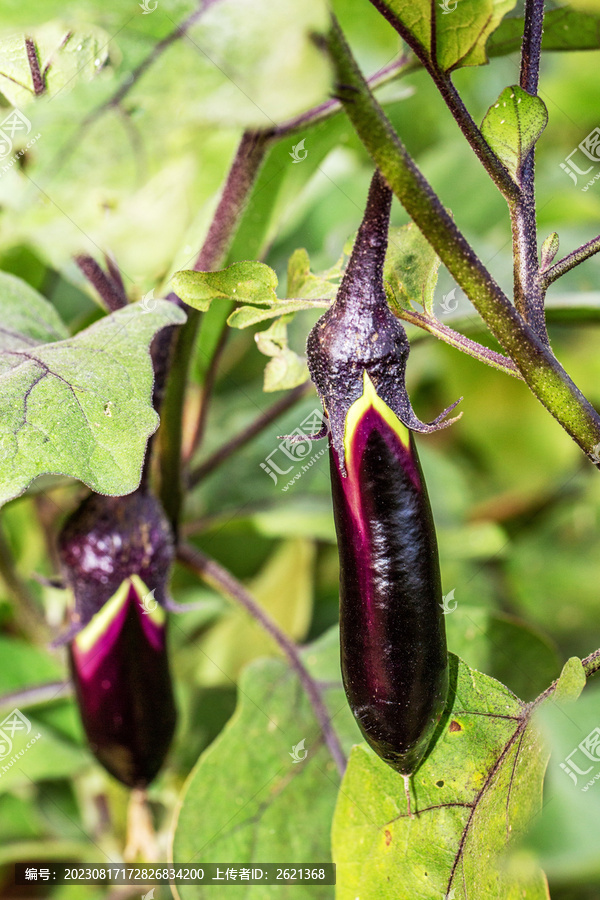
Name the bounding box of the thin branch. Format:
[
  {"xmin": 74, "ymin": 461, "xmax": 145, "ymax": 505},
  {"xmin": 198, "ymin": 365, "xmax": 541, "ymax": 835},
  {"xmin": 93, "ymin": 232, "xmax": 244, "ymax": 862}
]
[
  {"xmin": 582, "ymin": 648, "xmax": 600, "ymax": 679},
  {"xmin": 177, "ymin": 542, "xmax": 347, "ymax": 776},
  {"xmin": 0, "ymin": 681, "xmax": 71, "ymax": 710},
  {"xmin": 0, "ymin": 523, "xmax": 50, "ymax": 643},
  {"xmin": 326, "ymin": 17, "xmax": 600, "ymax": 459},
  {"xmin": 158, "ymin": 131, "xmax": 270, "ymax": 533},
  {"xmin": 542, "ymin": 235, "xmax": 600, "ymax": 289},
  {"xmin": 396, "ymin": 309, "xmax": 522, "ymax": 379},
  {"xmin": 74, "ymin": 255, "xmax": 128, "ymax": 311},
  {"xmin": 183, "ymin": 318, "xmax": 231, "ymax": 465},
  {"xmin": 25, "ymin": 37, "xmax": 45, "ymax": 96},
  {"xmin": 268, "ymin": 54, "xmax": 416, "ymax": 137},
  {"xmin": 366, "ymin": 0, "xmax": 519, "ymax": 201},
  {"xmin": 188, "ymin": 381, "xmax": 313, "ymax": 487},
  {"xmin": 520, "ymin": 0, "xmax": 545, "ymax": 95}
]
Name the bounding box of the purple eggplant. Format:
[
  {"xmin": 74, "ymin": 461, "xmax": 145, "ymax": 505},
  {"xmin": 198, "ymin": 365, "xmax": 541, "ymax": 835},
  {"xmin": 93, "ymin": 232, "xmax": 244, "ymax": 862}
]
[
  {"xmin": 58, "ymin": 490, "xmax": 176, "ymax": 788},
  {"xmin": 306, "ymin": 171, "xmax": 458, "ymax": 776}
]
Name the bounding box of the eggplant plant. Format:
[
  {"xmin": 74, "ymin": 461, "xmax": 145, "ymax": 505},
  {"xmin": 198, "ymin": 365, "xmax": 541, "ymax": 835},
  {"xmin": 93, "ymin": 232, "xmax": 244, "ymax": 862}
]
[{"xmin": 1, "ymin": 0, "xmax": 600, "ymax": 897}]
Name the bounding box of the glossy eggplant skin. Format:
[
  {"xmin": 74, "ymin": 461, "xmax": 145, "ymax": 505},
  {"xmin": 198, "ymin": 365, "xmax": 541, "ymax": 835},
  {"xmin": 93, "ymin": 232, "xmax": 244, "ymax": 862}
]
[
  {"xmin": 305, "ymin": 170, "xmax": 455, "ymax": 775},
  {"xmin": 330, "ymin": 375, "xmax": 448, "ymax": 774},
  {"xmin": 59, "ymin": 490, "xmax": 176, "ymax": 788}
]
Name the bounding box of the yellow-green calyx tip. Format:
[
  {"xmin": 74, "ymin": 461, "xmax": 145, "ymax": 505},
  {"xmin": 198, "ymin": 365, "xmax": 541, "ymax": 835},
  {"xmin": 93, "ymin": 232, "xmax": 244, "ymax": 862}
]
[
  {"xmin": 74, "ymin": 574, "xmax": 165, "ymax": 652},
  {"xmin": 343, "ymin": 371, "xmax": 410, "ymax": 466}
]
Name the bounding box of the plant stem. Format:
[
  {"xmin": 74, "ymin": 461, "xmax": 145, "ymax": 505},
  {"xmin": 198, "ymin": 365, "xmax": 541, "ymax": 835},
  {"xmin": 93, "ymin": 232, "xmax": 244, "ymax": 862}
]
[
  {"xmin": 366, "ymin": 1, "xmax": 518, "ymax": 201},
  {"xmin": 542, "ymin": 235, "xmax": 600, "ymax": 289},
  {"xmin": 158, "ymin": 131, "xmax": 270, "ymax": 533},
  {"xmin": 0, "ymin": 681, "xmax": 71, "ymax": 710},
  {"xmin": 582, "ymin": 648, "xmax": 600, "ymax": 678},
  {"xmin": 0, "ymin": 523, "xmax": 50, "ymax": 643},
  {"xmin": 74, "ymin": 255, "xmax": 128, "ymax": 311},
  {"xmin": 25, "ymin": 37, "xmax": 45, "ymax": 96},
  {"xmin": 188, "ymin": 381, "xmax": 312, "ymax": 487},
  {"xmin": 177, "ymin": 542, "xmax": 347, "ymax": 776},
  {"xmin": 510, "ymin": 0, "xmax": 547, "ymax": 341},
  {"xmin": 326, "ymin": 18, "xmax": 600, "ymax": 459},
  {"xmin": 396, "ymin": 309, "xmax": 522, "ymax": 378}
]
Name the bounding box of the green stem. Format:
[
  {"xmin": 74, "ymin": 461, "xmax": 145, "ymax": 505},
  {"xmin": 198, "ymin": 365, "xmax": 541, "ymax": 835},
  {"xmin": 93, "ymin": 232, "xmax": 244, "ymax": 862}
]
[
  {"xmin": 542, "ymin": 234, "xmax": 600, "ymax": 289},
  {"xmin": 158, "ymin": 131, "xmax": 270, "ymax": 533},
  {"xmin": 326, "ymin": 18, "xmax": 600, "ymax": 458},
  {"xmin": 0, "ymin": 522, "xmax": 50, "ymax": 643}
]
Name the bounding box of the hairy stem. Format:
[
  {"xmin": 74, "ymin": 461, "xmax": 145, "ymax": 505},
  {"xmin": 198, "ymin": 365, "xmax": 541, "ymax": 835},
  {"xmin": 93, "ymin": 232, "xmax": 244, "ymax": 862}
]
[
  {"xmin": 326, "ymin": 18, "xmax": 600, "ymax": 459},
  {"xmin": 74, "ymin": 255, "xmax": 128, "ymax": 311},
  {"xmin": 396, "ymin": 309, "xmax": 522, "ymax": 378},
  {"xmin": 158, "ymin": 131, "xmax": 270, "ymax": 532},
  {"xmin": 542, "ymin": 235, "xmax": 600, "ymax": 289},
  {"xmin": 177, "ymin": 543, "xmax": 347, "ymax": 775},
  {"xmin": 510, "ymin": 0, "xmax": 547, "ymax": 340},
  {"xmin": 0, "ymin": 681, "xmax": 71, "ymax": 710},
  {"xmin": 25, "ymin": 37, "xmax": 45, "ymax": 96}
]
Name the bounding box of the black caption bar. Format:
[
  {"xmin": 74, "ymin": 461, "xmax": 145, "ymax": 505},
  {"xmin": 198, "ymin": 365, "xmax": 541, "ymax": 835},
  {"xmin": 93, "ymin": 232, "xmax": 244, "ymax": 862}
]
[{"xmin": 15, "ymin": 864, "xmax": 335, "ymax": 885}]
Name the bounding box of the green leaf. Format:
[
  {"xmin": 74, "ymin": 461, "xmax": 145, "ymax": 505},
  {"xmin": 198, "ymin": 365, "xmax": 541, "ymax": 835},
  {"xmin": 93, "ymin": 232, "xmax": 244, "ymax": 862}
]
[
  {"xmin": 332, "ymin": 654, "xmax": 552, "ymax": 900},
  {"xmin": 481, "ymin": 85, "xmax": 548, "ymax": 179},
  {"xmin": 255, "ymin": 318, "xmax": 310, "ymax": 391},
  {"xmin": 0, "ymin": 23, "xmax": 111, "ymax": 107},
  {"xmin": 377, "ymin": 0, "xmax": 517, "ymax": 72},
  {"xmin": 552, "ymin": 656, "xmax": 586, "ymax": 704},
  {"xmin": 172, "ymin": 625, "xmax": 360, "ymax": 898},
  {"xmin": 172, "ymin": 262, "xmax": 279, "ymax": 313},
  {"xmin": 0, "ymin": 277, "xmax": 186, "ymax": 505},
  {"xmin": 190, "ymin": 0, "xmax": 332, "ymax": 127},
  {"xmin": 488, "ymin": 7, "xmax": 600, "ymax": 57},
  {"xmin": 540, "ymin": 232, "xmax": 560, "ymax": 270},
  {"xmin": 228, "ymin": 298, "xmax": 330, "ymax": 329},
  {"xmin": 384, "ymin": 223, "xmax": 441, "ymax": 314},
  {"xmin": 286, "ymin": 248, "xmax": 344, "ymax": 300}
]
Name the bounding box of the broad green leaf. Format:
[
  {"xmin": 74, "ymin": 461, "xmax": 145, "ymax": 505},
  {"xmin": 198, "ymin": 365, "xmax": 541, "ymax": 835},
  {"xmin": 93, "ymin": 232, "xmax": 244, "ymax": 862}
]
[
  {"xmin": 384, "ymin": 223, "xmax": 441, "ymax": 314},
  {"xmin": 0, "ymin": 280, "xmax": 186, "ymax": 505},
  {"xmin": 286, "ymin": 248, "xmax": 343, "ymax": 301},
  {"xmin": 190, "ymin": 0, "xmax": 332, "ymax": 127},
  {"xmin": 0, "ymin": 23, "xmax": 111, "ymax": 107},
  {"xmin": 488, "ymin": 7, "xmax": 600, "ymax": 57},
  {"xmin": 0, "ymin": 636, "xmax": 63, "ymax": 694},
  {"xmin": 377, "ymin": 0, "xmax": 516, "ymax": 72},
  {"xmin": 481, "ymin": 85, "xmax": 548, "ymax": 180},
  {"xmin": 332, "ymin": 654, "xmax": 553, "ymax": 900},
  {"xmin": 194, "ymin": 539, "xmax": 315, "ymax": 686},
  {"xmin": 255, "ymin": 318, "xmax": 310, "ymax": 391},
  {"xmin": 228, "ymin": 298, "xmax": 329, "ymax": 329},
  {"xmin": 172, "ymin": 626, "xmax": 360, "ymax": 899},
  {"xmin": 172, "ymin": 262, "xmax": 279, "ymax": 312}
]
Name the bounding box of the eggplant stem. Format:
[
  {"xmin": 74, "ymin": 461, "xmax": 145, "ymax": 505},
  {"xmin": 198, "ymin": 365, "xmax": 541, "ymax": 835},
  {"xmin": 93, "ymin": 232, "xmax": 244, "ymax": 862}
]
[
  {"xmin": 402, "ymin": 773, "xmax": 413, "ymax": 818},
  {"xmin": 123, "ymin": 788, "xmax": 159, "ymax": 863}
]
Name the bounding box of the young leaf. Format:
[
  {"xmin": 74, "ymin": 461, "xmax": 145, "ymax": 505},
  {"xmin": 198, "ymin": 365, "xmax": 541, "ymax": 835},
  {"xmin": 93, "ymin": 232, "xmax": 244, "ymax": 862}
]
[
  {"xmin": 255, "ymin": 318, "xmax": 309, "ymax": 391},
  {"xmin": 488, "ymin": 7, "xmax": 600, "ymax": 57},
  {"xmin": 331, "ymin": 653, "xmax": 571, "ymax": 900},
  {"xmin": 384, "ymin": 223, "xmax": 440, "ymax": 315},
  {"xmin": 481, "ymin": 85, "xmax": 548, "ymax": 180},
  {"xmin": 227, "ymin": 298, "xmax": 330, "ymax": 329},
  {"xmin": 172, "ymin": 262, "xmax": 279, "ymax": 312},
  {"xmin": 287, "ymin": 248, "xmax": 344, "ymax": 300},
  {"xmin": 172, "ymin": 626, "xmax": 360, "ymax": 898},
  {"xmin": 374, "ymin": 0, "xmax": 516, "ymax": 73},
  {"xmin": 540, "ymin": 233, "xmax": 560, "ymax": 270},
  {"xmin": 0, "ymin": 276, "xmax": 186, "ymax": 505}
]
